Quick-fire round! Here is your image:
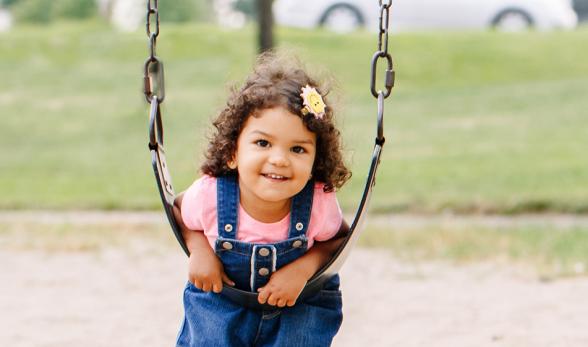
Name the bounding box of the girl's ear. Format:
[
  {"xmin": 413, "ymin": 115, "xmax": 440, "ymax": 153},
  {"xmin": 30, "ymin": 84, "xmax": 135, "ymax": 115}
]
[{"xmin": 227, "ymin": 158, "xmax": 237, "ymax": 169}]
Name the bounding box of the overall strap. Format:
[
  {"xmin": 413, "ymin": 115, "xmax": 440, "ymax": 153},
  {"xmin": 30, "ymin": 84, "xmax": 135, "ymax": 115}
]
[
  {"xmin": 288, "ymin": 180, "xmax": 314, "ymax": 238},
  {"xmin": 217, "ymin": 174, "xmax": 239, "ymax": 240}
]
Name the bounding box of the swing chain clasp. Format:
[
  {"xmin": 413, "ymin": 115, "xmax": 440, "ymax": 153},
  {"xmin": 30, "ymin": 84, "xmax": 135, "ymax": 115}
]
[
  {"xmin": 144, "ymin": 56, "xmax": 165, "ymax": 104},
  {"xmin": 371, "ymin": 0, "xmax": 395, "ymax": 99}
]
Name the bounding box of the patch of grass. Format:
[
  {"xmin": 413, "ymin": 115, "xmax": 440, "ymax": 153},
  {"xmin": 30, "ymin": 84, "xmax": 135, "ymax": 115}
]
[
  {"xmin": 1, "ymin": 23, "xmax": 587, "ymax": 213},
  {"xmin": 3, "ymin": 216, "xmax": 588, "ymax": 279},
  {"xmin": 0, "ymin": 221, "xmax": 176, "ymax": 252},
  {"xmin": 359, "ymin": 224, "xmax": 588, "ymax": 278}
]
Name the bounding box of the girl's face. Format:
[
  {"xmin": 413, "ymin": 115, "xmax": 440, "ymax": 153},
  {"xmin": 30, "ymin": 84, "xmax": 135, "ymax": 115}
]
[{"xmin": 230, "ymin": 106, "xmax": 316, "ymax": 214}]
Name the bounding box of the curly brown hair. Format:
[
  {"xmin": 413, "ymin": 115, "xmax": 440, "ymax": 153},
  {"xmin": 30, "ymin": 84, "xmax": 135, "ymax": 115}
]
[{"xmin": 200, "ymin": 52, "xmax": 351, "ymax": 192}]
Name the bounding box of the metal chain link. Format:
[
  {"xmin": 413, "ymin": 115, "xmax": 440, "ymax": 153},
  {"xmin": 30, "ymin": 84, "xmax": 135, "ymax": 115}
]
[
  {"xmin": 144, "ymin": 0, "xmax": 165, "ymax": 104},
  {"xmin": 377, "ymin": 0, "xmax": 391, "ymax": 54},
  {"xmin": 146, "ymin": 0, "xmax": 159, "ymax": 39}
]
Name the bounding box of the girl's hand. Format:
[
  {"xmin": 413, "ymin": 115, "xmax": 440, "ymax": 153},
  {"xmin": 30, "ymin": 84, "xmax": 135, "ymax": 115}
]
[
  {"xmin": 256, "ymin": 221, "xmax": 350, "ymax": 307},
  {"xmin": 188, "ymin": 244, "xmax": 235, "ymax": 293},
  {"xmin": 257, "ymin": 261, "xmax": 309, "ymax": 307},
  {"xmin": 173, "ymin": 192, "xmax": 235, "ymax": 293}
]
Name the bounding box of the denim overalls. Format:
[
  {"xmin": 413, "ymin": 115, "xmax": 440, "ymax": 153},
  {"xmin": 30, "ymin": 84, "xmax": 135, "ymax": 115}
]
[{"xmin": 176, "ymin": 175, "xmax": 343, "ymax": 347}]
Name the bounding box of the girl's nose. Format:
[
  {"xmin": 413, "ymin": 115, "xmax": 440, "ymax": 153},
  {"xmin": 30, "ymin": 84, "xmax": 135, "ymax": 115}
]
[{"xmin": 268, "ymin": 149, "xmax": 289, "ymax": 167}]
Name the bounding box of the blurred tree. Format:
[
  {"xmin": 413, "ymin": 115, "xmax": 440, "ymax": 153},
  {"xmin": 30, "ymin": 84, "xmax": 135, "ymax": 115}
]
[
  {"xmin": 1, "ymin": 0, "xmax": 21, "ymax": 7},
  {"xmin": 257, "ymin": 0, "xmax": 273, "ymax": 53},
  {"xmin": 12, "ymin": 0, "xmax": 53, "ymax": 23},
  {"xmin": 11, "ymin": 0, "xmax": 98, "ymax": 23},
  {"xmin": 52, "ymin": 0, "xmax": 97, "ymax": 19},
  {"xmin": 235, "ymin": 0, "xmax": 255, "ymax": 19},
  {"xmin": 158, "ymin": 0, "xmax": 211, "ymax": 23}
]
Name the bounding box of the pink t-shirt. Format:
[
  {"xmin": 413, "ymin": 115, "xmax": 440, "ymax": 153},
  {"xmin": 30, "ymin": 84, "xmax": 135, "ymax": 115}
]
[{"xmin": 181, "ymin": 175, "xmax": 343, "ymax": 249}]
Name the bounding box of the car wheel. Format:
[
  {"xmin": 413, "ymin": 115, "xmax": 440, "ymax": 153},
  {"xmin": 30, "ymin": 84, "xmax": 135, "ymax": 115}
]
[
  {"xmin": 491, "ymin": 9, "xmax": 534, "ymax": 32},
  {"xmin": 319, "ymin": 4, "xmax": 365, "ymax": 33}
]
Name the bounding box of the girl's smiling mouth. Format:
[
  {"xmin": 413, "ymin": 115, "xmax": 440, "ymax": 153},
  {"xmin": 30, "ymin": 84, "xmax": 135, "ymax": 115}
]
[{"xmin": 262, "ymin": 173, "xmax": 289, "ymax": 181}]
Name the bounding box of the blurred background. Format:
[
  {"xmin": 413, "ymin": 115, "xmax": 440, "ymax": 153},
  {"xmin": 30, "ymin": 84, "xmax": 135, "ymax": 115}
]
[
  {"xmin": 1, "ymin": 0, "xmax": 586, "ymax": 213},
  {"xmin": 1, "ymin": 0, "xmax": 588, "ymax": 346}
]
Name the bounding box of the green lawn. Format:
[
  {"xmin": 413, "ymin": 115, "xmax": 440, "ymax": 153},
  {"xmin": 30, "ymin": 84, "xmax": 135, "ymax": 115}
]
[
  {"xmin": 1, "ymin": 22, "xmax": 587, "ymax": 213},
  {"xmin": 2, "ymin": 217, "xmax": 587, "ymax": 278},
  {"xmin": 359, "ymin": 224, "xmax": 588, "ymax": 278}
]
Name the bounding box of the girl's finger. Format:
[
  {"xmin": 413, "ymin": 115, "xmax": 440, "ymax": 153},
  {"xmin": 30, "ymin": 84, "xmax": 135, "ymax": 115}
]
[
  {"xmin": 277, "ymin": 299, "xmax": 286, "ymax": 308},
  {"xmin": 193, "ymin": 280, "xmax": 203, "ymax": 290},
  {"xmin": 267, "ymin": 294, "xmax": 278, "ymax": 306},
  {"xmin": 257, "ymin": 288, "xmax": 268, "ymax": 304},
  {"xmin": 286, "ymin": 299, "xmax": 296, "ymax": 307},
  {"xmin": 212, "ymin": 281, "xmax": 222, "ymax": 293},
  {"xmin": 201, "ymin": 282, "xmax": 211, "ymax": 292},
  {"xmin": 222, "ymin": 273, "xmax": 235, "ymax": 286}
]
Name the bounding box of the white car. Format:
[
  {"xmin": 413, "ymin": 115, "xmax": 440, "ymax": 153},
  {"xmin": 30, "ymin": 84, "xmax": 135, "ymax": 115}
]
[{"xmin": 273, "ymin": 0, "xmax": 578, "ymax": 32}]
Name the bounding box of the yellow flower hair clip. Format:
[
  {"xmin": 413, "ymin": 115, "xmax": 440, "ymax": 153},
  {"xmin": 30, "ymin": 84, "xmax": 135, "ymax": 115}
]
[{"xmin": 300, "ymin": 85, "xmax": 326, "ymax": 120}]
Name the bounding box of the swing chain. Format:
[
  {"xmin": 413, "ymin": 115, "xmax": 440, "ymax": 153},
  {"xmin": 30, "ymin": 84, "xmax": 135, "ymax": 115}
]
[
  {"xmin": 144, "ymin": 0, "xmax": 165, "ymax": 104},
  {"xmin": 146, "ymin": 0, "xmax": 159, "ymax": 39},
  {"xmin": 370, "ymin": 0, "xmax": 395, "ymax": 99},
  {"xmin": 377, "ymin": 0, "xmax": 391, "ymax": 54}
]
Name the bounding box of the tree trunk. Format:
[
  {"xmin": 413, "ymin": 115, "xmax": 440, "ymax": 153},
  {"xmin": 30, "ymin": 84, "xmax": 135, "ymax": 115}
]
[{"xmin": 257, "ymin": 0, "xmax": 274, "ymax": 53}]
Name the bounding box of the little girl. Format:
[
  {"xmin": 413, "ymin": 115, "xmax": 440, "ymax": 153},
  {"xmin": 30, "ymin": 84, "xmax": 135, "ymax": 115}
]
[{"xmin": 173, "ymin": 53, "xmax": 351, "ymax": 346}]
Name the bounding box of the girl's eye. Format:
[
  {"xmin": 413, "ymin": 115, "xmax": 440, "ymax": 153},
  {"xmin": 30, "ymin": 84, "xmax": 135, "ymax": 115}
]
[
  {"xmin": 292, "ymin": 146, "xmax": 306, "ymax": 154},
  {"xmin": 255, "ymin": 139, "xmax": 270, "ymax": 147}
]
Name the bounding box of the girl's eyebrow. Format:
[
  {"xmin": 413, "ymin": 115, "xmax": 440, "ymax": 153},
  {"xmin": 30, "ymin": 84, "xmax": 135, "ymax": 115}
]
[
  {"xmin": 249, "ymin": 130, "xmax": 315, "ymax": 145},
  {"xmin": 249, "ymin": 130, "xmax": 273, "ymax": 138}
]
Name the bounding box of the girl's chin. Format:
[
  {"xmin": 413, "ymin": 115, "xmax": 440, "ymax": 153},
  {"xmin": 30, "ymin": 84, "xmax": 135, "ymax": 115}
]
[{"xmin": 256, "ymin": 192, "xmax": 290, "ymax": 203}]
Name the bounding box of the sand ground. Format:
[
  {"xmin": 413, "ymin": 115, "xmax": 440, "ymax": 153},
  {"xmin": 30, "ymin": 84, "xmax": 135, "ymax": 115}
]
[
  {"xmin": 2, "ymin": 212, "xmax": 588, "ymax": 346},
  {"xmin": 3, "ymin": 247, "xmax": 588, "ymax": 346}
]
